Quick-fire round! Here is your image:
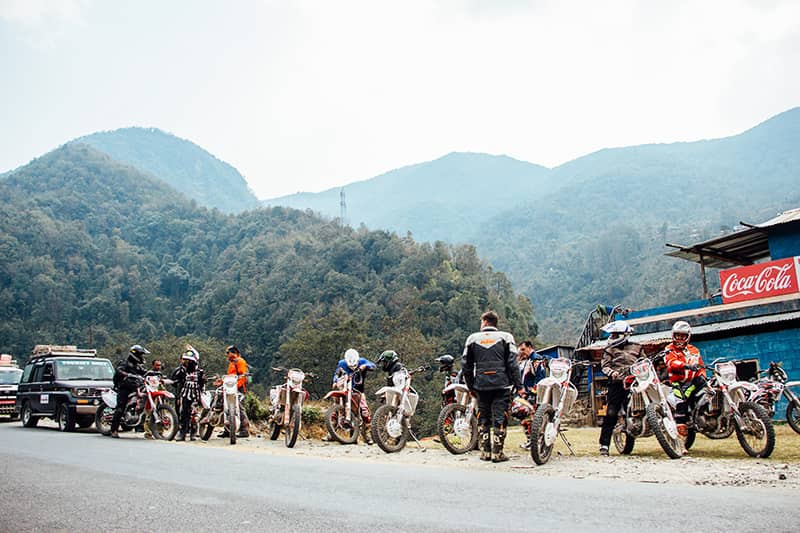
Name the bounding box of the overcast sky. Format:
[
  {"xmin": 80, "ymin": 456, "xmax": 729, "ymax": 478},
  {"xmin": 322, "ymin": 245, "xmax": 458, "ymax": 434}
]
[{"xmin": 1, "ymin": 0, "xmax": 798, "ymax": 199}]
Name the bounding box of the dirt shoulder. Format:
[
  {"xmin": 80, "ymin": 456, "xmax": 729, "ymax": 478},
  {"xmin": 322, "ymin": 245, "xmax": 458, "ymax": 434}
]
[{"xmin": 180, "ymin": 425, "xmax": 800, "ymax": 489}]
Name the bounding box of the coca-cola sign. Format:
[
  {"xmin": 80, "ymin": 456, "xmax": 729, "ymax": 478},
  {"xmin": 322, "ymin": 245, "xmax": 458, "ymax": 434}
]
[{"xmin": 719, "ymin": 256, "xmax": 800, "ymax": 303}]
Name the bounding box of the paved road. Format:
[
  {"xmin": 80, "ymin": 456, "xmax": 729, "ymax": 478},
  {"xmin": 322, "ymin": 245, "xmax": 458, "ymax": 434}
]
[{"xmin": 0, "ymin": 422, "xmax": 795, "ymax": 532}]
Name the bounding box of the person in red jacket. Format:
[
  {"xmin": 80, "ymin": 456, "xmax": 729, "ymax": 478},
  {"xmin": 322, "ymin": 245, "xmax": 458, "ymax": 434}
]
[{"xmin": 663, "ymin": 321, "xmax": 706, "ymax": 437}]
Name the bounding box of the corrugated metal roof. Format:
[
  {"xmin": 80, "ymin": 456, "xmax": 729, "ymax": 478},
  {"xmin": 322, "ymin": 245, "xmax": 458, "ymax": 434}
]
[
  {"xmin": 577, "ymin": 310, "xmax": 800, "ymax": 352},
  {"xmin": 664, "ymin": 207, "xmax": 800, "ymax": 269}
]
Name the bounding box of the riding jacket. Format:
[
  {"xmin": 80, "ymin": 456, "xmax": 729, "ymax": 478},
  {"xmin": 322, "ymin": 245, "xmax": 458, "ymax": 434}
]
[
  {"xmin": 462, "ymin": 327, "xmax": 522, "ymax": 392},
  {"xmin": 663, "ymin": 343, "xmax": 706, "ymax": 384},
  {"xmin": 601, "ymin": 342, "xmax": 643, "ymax": 382}
]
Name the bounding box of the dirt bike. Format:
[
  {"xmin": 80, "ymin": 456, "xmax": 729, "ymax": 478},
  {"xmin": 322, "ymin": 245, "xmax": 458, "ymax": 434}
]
[
  {"xmin": 323, "ymin": 370, "xmax": 368, "ymax": 444},
  {"xmin": 371, "ymin": 366, "xmax": 425, "ymax": 453},
  {"xmin": 436, "ymin": 368, "xmax": 478, "ymax": 455},
  {"xmin": 267, "ymin": 367, "xmax": 313, "ymax": 448},
  {"xmin": 197, "ymin": 374, "xmax": 242, "ymax": 445},
  {"xmin": 749, "ymin": 361, "xmax": 800, "ymax": 434},
  {"xmin": 529, "ymin": 358, "xmax": 590, "ymax": 465},
  {"xmin": 684, "ymin": 360, "xmax": 775, "ymax": 458},
  {"xmin": 611, "ymin": 357, "xmax": 683, "ymax": 459},
  {"xmin": 95, "ymin": 374, "xmax": 178, "ymax": 440}
]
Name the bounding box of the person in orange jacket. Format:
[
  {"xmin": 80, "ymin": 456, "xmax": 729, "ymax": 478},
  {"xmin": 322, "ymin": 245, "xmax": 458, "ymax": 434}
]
[
  {"xmin": 219, "ymin": 345, "xmax": 250, "ymax": 438},
  {"xmin": 663, "ymin": 321, "xmax": 706, "ymax": 437}
]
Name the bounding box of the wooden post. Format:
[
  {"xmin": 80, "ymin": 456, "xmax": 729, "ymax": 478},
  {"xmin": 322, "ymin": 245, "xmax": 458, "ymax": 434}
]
[{"xmin": 699, "ymin": 253, "xmax": 709, "ymax": 299}]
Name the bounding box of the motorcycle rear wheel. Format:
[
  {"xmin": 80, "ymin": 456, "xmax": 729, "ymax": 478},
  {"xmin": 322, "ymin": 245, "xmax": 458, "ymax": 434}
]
[
  {"xmin": 735, "ymin": 401, "xmax": 775, "ymax": 458},
  {"xmin": 324, "ymin": 404, "xmax": 359, "ymax": 444},
  {"xmin": 151, "ymin": 404, "xmax": 179, "ymax": 441},
  {"xmin": 285, "ymin": 405, "xmax": 301, "ymax": 448},
  {"xmin": 268, "ymin": 417, "xmax": 281, "ymax": 440},
  {"xmin": 371, "ymin": 404, "xmax": 408, "ymax": 453},
  {"xmin": 530, "ymin": 403, "xmax": 555, "ymax": 465},
  {"xmin": 437, "ymin": 403, "xmax": 478, "ymax": 455},
  {"xmin": 786, "ymin": 401, "xmax": 800, "ymax": 435},
  {"xmin": 612, "ymin": 424, "xmax": 635, "ymax": 455},
  {"xmin": 645, "ymin": 403, "xmax": 682, "ymax": 459},
  {"xmin": 684, "ymin": 428, "xmax": 696, "ymax": 450}
]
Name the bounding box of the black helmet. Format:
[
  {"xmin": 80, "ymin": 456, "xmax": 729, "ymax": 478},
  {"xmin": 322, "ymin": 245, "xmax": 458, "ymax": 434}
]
[
  {"xmin": 376, "ymin": 350, "xmax": 399, "ymax": 372},
  {"xmin": 435, "ymin": 354, "xmax": 455, "ymax": 372},
  {"xmin": 128, "ymin": 344, "xmax": 150, "ymax": 365}
]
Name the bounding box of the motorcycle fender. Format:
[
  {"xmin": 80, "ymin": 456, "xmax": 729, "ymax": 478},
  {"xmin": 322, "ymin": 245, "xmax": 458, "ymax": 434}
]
[
  {"xmin": 324, "ymin": 390, "xmax": 347, "ymax": 400},
  {"xmin": 442, "ymin": 383, "xmax": 469, "ymax": 395},
  {"xmin": 784, "ymin": 380, "xmax": 800, "ymax": 388}
]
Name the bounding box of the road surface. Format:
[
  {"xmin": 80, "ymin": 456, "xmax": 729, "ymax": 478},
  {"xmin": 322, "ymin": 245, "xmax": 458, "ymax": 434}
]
[{"xmin": 0, "ymin": 422, "xmax": 794, "ymax": 532}]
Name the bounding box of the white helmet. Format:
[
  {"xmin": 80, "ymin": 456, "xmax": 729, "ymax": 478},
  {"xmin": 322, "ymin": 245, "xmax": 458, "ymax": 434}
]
[
  {"xmin": 602, "ymin": 320, "xmax": 632, "ymax": 348},
  {"xmin": 671, "ymin": 321, "xmax": 691, "ymax": 348},
  {"xmin": 344, "ymin": 348, "xmax": 359, "ymax": 370}
]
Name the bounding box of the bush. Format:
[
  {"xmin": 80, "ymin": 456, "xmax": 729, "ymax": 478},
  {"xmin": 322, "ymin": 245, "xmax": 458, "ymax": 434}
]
[{"xmin": 244, "ymin": 392, "xmax": 271, "ymax": 422}]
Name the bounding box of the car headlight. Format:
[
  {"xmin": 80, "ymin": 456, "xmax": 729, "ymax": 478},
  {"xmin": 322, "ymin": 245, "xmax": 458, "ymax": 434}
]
[{"xmin": 72, "ymin": 387, "xmax": 89, "ymax": 397}]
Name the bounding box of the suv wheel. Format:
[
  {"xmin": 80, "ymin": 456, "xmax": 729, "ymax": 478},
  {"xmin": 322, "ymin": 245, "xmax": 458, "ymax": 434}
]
[
  {"xmin": 21, "ymin": 402, "xmax": 38, "ymax": 428},
  {"xmin": 57, "ymin": 404, "xmax": 76, "ymax": 432}
]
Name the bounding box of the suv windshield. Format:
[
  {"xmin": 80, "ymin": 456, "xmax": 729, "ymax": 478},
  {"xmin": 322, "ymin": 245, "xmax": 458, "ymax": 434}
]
[
  {"xmin": 55, "ymin": 359, "xmax": 114, "ymax": 381},
  {"xmin": 0, "ymin": 369, "xmax": 22, "ymax": 384}
]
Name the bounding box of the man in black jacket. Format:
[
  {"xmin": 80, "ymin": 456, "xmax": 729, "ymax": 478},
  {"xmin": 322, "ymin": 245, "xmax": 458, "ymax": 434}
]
[
  {"xmin": 462, "ymin": 311, "xmax": 523, "ymax": 462},
  {"xmin": 106, "ymin": 345, "xmax": 148, "ymax": 438}
]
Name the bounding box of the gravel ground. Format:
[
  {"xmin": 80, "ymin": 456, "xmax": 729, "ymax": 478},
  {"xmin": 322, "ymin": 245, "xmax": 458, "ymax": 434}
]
[{"xmin": 180, "ymin": 425, "xmax": 800, "ymax": 489}]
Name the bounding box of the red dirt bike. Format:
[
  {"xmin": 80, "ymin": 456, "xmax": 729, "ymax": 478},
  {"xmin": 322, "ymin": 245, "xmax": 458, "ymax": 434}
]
[
  {"xmin": 323, "ymin": 369, "xmax": 370, "ymax": 444},
  {"xmin": 435, "ymin": 358, "xmax": 478, "ymax": 455},
  {"xmin": 95, "ymin": 374, "xmax": 178, "ymax": 440},
  {"xmin": 267, "ymin": 367, "xmax": 313, "ymax": 448},
  {"xmin": 749, "ymin": 361, "xmax": 800, "ymax": 434}
]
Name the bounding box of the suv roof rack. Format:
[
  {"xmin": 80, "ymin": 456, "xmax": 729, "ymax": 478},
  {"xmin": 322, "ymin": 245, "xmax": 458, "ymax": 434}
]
[
  {"xmin": 0, "ymin": 354, "xmax": 19, "ymax": 367},
  {"xmin": 30, "ymin": 345, "xmax": 97, "ymax": 359}
]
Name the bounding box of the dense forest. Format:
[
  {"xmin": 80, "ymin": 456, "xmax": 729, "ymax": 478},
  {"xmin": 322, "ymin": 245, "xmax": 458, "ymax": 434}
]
[
  {"xmin": 0, "ymin": 144, "xmax": 536, "ymax": 435},
  {"xmin": 266, "ymin": 107, "xmax": 800, "ymax": 341}
]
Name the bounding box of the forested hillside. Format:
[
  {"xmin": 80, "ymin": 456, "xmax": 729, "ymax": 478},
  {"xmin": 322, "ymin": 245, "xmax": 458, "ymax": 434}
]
[
  {"xmin": 73, "ymin": 127, "xmax": 261, "ymax": 213},
  {"xmin": 265, "ymin": 108, "xmax": 800, "ymax": 342},
  {"xmin": 0, "ymin": 144, "xmax": 536, "ymax": 435}
]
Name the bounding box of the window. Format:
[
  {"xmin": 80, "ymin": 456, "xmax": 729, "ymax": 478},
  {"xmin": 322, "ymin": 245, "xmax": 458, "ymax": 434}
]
[
  {"xmin": 43, "ymin": 363, "xmax": 54, "ymax": 380},
  {"xmin": 55, "ymin": 359, "xmax": 114, "ymax": 380},
  {"xmin": 30, "ymin": 364, "xmax": 44, "ymax": 383},
  {"xmin": 21, "ymin": 364, "xmax": 33, "ymax": 383}
]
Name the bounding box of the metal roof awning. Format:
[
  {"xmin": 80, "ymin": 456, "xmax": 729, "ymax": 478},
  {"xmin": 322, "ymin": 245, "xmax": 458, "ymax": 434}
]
[{"xmin": 664, "ymin": 207, "xmax": 800, "ymax": 270}]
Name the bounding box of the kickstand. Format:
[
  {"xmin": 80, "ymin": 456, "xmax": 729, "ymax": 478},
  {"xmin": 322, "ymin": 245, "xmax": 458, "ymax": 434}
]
[
  {"xmin": 558, "ymin": 430, "xmax": 576, "ymax": 456},
  {"xmin": 409, "ymin": 429, "xmax": 427, "ymax": 451}
]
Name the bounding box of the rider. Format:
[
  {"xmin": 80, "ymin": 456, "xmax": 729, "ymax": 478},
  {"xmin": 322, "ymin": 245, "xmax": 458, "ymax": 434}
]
[
  {"xmin": 663, "ymin": 321, "xmax": 706, "ymax": 438},
  {"xmin": 462, "ymin": 310, "xmax": 523, "ymax": 463},
  {"xmin": 598, "ymin": 320, "xmax": 643, "ymax": 456},
  {"xmin": 219, "ymin": 345, "xmax": 250, "ymax": 438},
  {"xmin": 332, "ymin": 348, "xmax": 376, "ymax": 443},
  {"xmin": 514, "ymin": 340, "xmax": 543, "ymax": 449},
  {"xmin": 106, "ymin": 344, "xmax": 149, "ymax": 438},
  {"xmin": 376, "ymin": 350, "xmax": 407, "ymax": 385},
  {"xmin": 172, "ymin": 345, "xmax": 205, "ymax": 441}
]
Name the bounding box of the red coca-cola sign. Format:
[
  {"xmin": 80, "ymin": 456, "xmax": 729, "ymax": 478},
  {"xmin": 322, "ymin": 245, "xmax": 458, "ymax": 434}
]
[{"xmin": 719, "ymin": 256, "xmax": 800, "ymax": 303}]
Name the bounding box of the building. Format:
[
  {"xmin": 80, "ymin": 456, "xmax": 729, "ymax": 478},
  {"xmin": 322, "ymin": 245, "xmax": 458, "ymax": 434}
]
[{"xmin": 574, "ymin": 207, "xmax": 800, "ymax": 424}]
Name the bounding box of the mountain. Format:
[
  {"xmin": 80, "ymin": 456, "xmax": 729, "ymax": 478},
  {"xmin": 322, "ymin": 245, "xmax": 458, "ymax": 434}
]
[
  {"xmin": 0, "ymin": 144, "xmax": 535, "ymax": 434},
  {"xmin": 72, "ymin": 127, "xmax": 260, "ymax": 213},
  {"xmin": 265, "ymin": 152, "xmax": 552, "ymax": 243},
  {"xmin": 263, "ymin": 108, "xmax": 800, "ymax": 342}
]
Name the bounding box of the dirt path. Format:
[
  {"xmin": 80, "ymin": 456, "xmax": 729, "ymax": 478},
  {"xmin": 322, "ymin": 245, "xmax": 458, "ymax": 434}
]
[{"xmin": 186, "ymin": 426, "xmax": 799, "ymax": 489}]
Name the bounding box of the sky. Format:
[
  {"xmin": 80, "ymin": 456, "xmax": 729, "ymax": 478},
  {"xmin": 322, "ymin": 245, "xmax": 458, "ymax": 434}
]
[{"xmin": 1, "ymin": 0, "xmax": 799, "ymax": 200}]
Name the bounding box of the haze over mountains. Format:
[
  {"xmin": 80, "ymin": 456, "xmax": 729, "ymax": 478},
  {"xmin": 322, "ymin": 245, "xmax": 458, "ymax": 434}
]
[{"xmin": 3, "ymin": 107, "xmax": 798, "ymax": 346}]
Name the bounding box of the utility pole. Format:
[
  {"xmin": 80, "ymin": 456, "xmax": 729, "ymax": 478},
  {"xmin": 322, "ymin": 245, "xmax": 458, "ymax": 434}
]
[{"xmin": 340, "ymin": 188, "xmax": 348, "ymax": 227}]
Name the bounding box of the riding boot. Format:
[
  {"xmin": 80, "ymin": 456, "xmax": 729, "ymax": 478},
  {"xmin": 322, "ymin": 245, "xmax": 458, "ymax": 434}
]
[
  {"xmin": 491, "ymin": 426, "xmax": 509, "ymax": 463},
  {"xmin": 189, "ymin": 425, "xmax": 197, "ymax": 441},
  {"xmin": 478, "ymin": 425, "xmax": 491, "ymax": 461},
  {"xmin": 361, "ymin": 424, "xmax": 373, "ymax": 445}
]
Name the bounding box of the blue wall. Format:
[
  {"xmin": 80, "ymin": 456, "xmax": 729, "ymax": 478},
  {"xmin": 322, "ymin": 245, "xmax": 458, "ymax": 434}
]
[
  {"xmin": 693, "ymin": 326, "xmax": 800, "ymax": 418},
  {"xmin": 768, "ymin": 225, "xmax": 800, "ymax": 260}
]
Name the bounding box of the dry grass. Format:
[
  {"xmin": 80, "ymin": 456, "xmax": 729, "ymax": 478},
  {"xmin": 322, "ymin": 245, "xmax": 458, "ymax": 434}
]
[{"xmin": 500, "ymin": 423, "xmax": 800, "ymax": 462}]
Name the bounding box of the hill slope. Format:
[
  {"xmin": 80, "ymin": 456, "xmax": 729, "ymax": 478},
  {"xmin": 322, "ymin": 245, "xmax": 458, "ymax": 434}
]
[{"xmin": 73, "ymin": 127, "xmax": 260, "ymax": 213}]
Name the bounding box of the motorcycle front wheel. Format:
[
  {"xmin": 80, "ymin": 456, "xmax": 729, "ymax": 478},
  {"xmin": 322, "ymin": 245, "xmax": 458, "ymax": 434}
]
[
  {"xmin": 645, "ymin": 403, "xmax": 683, "ymax": 459},
  {"xmin": 95, "ymin": 404, "xmax": 113, "ymax": 434},
  {"xmin": 371, "ymin": 404, "xmax": 408, "ymax": 453},
  {"xmin": 324, "ymin": 404, "xmax": 359, "ymax": 444},
  {"xmin": 285, "ymin": 405, "xmax": 301, "ymax": 448},
  {"xmin": 530, "ymin": 403, "xmax": 555, "ymax": 465},
  {"xmin": 227, "ymin": 403, "xmax": 237, "ymax": 445},
  {"xmin": 151, "ymin": 404, "xmax": 179, "ymax": 441},
  {"xmin": 437, "ymin": 403, "xmax": 478, "ymax": 455},
  {"xmin": 786, "ymin": 401, "xmax": 800, "ymax": 435},
  {"xmin": 735, "ymin": 401, "xmax": 775, "ymax": 458},
  {"xmin": 612, "ymin": 424, "xmax": 635, "ymax": 455}
]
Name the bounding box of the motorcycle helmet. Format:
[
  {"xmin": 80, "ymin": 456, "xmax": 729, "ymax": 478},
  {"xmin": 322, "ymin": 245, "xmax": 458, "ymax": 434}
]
[
  {"xmin": 181, "ymin": 348, "xmax": 199, "ymax": 364},
  {"xmin": 344, "ymin": 348, "xmax": 360, "ymax": 370},
  {"xmin": 435, "ymin": 354, "xmax": 455, "ymax": 373},
  {"xmin": 601, "ymin": 321, "xmax": 632, "ymax": 348},
  {"xmin": 376, "ymin": 350, "xmax": 399, "ymax": 372},
  {"xmin": 128, "ymin": 344, "xmax": 150, "ymax": 365},
  {"xmin": 671, "ymin": 321, "xmax": 691, "ymax": 349},
  {"xmin": 510, "ymin": 396, "xmax": 533, "ymax": 421}
]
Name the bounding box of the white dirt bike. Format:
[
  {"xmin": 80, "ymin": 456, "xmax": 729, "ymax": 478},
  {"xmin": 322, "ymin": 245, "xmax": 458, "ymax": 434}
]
[
  {"xmin": 436, "ymin": 378, "xmax": 479, "ymax": 454},
  {"xmin": 371, "ymin": 366, "xmax": 425, "ymax": 453},
  {"xmin": 198, "ymin": 374, "xmax": 242, "ymax": 445},
  {"xmin": 268, "ymin": 367, "xmax": 312, "ymax": 448},
  {"xmin": 529, "ymin": 358, "xmax": 590, "ymax": 465},
  {"xmin": 611, "ymin": 357, "xmax": 683, "ymax": 459}
]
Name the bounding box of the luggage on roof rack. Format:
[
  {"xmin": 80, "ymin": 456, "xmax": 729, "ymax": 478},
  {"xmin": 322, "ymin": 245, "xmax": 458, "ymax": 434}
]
[{"xmin": 30, "ymin": 345, "xmax": 97, "ymax": 359}]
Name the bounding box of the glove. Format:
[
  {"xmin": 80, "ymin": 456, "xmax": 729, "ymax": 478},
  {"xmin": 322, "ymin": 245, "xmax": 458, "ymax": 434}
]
[
  {"xmin": 611, "ymin": 371, "xmax": 621, "ymax": 380},
  {"xmin": 687, "ymin": 364, "xmax": 699, "ymax": 371}
]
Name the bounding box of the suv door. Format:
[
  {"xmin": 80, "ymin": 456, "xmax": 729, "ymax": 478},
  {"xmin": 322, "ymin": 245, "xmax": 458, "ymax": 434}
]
[{"xmin": 39, "ymin": 362, "xmax": 56, "ymax": 415}]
